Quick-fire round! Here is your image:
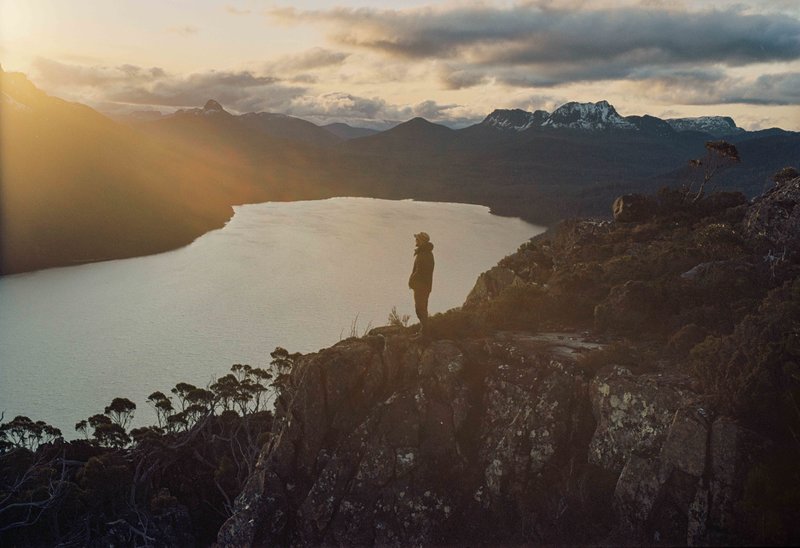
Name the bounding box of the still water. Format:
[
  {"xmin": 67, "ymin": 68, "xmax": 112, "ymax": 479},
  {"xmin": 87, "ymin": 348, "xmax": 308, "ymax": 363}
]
[{"xmin": 0, "ymin": 198, "xmax": 543, "ymax": 434}]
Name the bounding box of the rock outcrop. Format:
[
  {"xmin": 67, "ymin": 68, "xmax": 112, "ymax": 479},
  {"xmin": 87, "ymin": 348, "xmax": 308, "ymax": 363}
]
[
  {"xmin": 218, "ymin": 330, "xmax": 767, "ymax": 546},
  {"xmin": 744, "ymin": 176, "xmax": 800, "ymax": 257},
  {"xmin": 218, "ymin": 333, "xmax": 597, "ymax": 545},
  {"xmin": 463, "ymin": 265, "xmax": 523, "ymax": 307}
]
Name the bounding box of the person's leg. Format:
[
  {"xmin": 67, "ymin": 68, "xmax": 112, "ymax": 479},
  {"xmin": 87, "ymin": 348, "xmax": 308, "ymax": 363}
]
[{"xmin": 414, "ymin": 290, "xmax": 430, "ymax": 334}]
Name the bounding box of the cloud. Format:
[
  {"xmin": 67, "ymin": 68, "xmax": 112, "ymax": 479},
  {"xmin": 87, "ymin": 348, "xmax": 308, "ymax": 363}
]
[
  {"xmin": 286, "ymin": 92, "xmax": 392, "ymax": 119},
  {"xmin": 28, "ymin": 57, "xmax": 481, "ymax": 125},
  {"xmin": 32, "ymin": 58, "xmax": 166, "ymax": 87},
  {"xmin": 265, "ymin": 48, "xmax": 350, "ymax": 74},
  {"xmin": 439, "ymin": 65, "xmax": 489, "ymax": 89},
  {"xmin": 31, "ymin": 58, "xmax": 305, "ymax": 113},
  {"xmin": 505, "ymin": 93, "xmax": 565, "ymax": 113},
  {"xmin": 107, "ymin": 71, "xmax": 302, "ymax": 112},
  {"xmin": 742, "ymin": 72, "xmax": 800, "ymax": 104},
  {"xmin": 271, "ymin": 4, "xmax": 800, "ymax": 94},
  {"xmin": 637, "ymin": 70, "xmax": 800, "ymax": 105},
  {"xmin": 281, "ymin": 92, "xmax": 481, "ymax": 128}
]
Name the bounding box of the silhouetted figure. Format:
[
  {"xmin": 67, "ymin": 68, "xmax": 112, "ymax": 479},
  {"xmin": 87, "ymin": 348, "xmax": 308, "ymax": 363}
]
[{"xmin": 408, "ymin": 232, "xmax": 434, "ymax": 337}]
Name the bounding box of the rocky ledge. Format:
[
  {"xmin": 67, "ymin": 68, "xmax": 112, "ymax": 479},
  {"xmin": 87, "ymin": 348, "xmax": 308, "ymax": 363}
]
[
  {"xmin": 219, "ymin": 175, "xmax": 800, "ymax": 546},
  {"xmin": 217, "ymin": 331, "xmax": 767, "ymax": 546}
]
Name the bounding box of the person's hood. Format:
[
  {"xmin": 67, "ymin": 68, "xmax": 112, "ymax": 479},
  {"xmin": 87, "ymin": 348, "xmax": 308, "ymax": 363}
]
[{"xmin": 415, "ymin": 241, "xmax": 434, "ymax": 254}]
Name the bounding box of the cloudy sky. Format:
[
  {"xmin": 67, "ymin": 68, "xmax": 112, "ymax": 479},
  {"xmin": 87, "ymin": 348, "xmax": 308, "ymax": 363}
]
[{"xmin": 2, "ymin": 0, "xmax": 799, "ymax": 129}]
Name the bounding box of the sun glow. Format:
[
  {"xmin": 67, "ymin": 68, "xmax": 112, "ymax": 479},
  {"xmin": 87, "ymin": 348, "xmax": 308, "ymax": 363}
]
[{"xmin": 0, "ymin": 2, "xmax": 37, "ymax": 44}]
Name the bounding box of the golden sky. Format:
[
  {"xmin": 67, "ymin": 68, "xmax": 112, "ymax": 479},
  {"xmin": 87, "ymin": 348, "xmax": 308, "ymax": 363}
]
[{"xmin": 2, "ymin": 0, "xmax": 799, "ymax": 130}]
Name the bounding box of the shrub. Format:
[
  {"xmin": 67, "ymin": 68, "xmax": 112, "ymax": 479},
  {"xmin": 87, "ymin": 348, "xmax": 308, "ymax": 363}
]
[
  {"xmin": 666, "ymin": 323, "xmax": 708, "ymax": 358},
  {"xmin": 0, "ymin": 358, "xmax": 278, "ymax": 546},
  {"xmin": 427, "ymin": 307, "xmax": 483, "ymax": 340},
  {"xmin": 387, "ymin": 306, "xmax": 410, "ymax": 327},
  {"xmin": 482, "ymin": 283, "xmax": 548, "ymax": 331},
  {"xmin": 688, "ymin": 279, "xmax": 800, "ymax": 439},
  {"xmin": 772, "ymin": 166, "xmax": 799, "ymax": 185},
  {"xmin": 694, "ymin": 222, "xmax": 745, "ymax": 259}
]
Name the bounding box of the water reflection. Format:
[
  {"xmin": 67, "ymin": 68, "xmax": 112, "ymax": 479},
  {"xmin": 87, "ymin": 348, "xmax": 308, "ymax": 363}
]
[{"xmin": 0, "ymin": 198, "xmax": 543, "ymax": 434}]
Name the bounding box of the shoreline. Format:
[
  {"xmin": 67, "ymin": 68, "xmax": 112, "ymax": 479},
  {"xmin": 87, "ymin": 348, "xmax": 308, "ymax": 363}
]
[{"xmin": 2, "ymin": 196, "xmax": 551, "ymax": 277}]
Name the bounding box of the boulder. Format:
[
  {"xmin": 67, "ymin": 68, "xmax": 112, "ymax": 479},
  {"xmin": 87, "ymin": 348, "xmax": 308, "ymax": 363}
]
[
  {"xmin": 743, "ymin": 176, "xmax": 800, "ymax": 256},
  {"xmin": 612, "ymin": 194, "xmax": 654, "ymax": 223},
  {"xmin": 464, "ymin": 266, "xmax": 523, "ymax": 307}
]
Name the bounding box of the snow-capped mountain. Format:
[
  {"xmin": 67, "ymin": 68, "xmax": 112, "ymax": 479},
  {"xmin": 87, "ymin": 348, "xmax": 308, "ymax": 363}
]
[
  {"xmin": 542, "ymin": 100, "xmax": 637, "ymax": 131},
  {"xmin": 480, "ymin": 101, "xmax": 639, "ymax": 132},
  {"xmin": 665, "ymin": 116, "xmax": 744, "ymax": 137},
  {"xmin": 482, "ymin": 108, "xmax": 550, "ymax": 131}
]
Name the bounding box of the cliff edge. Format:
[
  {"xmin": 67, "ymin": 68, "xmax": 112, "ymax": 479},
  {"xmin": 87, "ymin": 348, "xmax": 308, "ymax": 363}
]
[{"xmin": 219, "ymin": 177, "xmax": 800, "ymax": 545}]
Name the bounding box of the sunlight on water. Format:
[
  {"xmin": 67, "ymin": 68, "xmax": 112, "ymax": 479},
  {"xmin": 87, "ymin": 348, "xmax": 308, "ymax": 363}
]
[{"xmin": 0, "ymin": 198, "xmax": 544, "ymax": 434}]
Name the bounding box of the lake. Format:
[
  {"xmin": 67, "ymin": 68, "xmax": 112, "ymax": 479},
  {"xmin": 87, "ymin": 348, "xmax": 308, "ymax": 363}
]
[{"xmin": 0, "ymin": 198, "xmax": 544, "ymax": 435}]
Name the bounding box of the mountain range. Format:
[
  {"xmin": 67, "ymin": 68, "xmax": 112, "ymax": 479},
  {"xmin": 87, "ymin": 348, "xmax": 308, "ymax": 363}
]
[
  {"xmin": 479, "ymin": 101, "xmax": 744, "ymax": 137},
  {"xmin": 2, "ymin": 67, "xmax": 798, "ymax": 274}
]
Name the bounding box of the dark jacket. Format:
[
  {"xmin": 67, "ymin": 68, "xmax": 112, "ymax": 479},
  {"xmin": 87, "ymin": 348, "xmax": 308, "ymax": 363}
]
[{"xmin": 409, "ymin": 241, "xmax": 434, "ymax": 293}]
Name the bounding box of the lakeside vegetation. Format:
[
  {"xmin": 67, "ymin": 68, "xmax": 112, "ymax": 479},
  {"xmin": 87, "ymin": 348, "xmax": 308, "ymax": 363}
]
[{"xmin": 0, "ymin": 350, "xmax": 298, "ymax": 545}]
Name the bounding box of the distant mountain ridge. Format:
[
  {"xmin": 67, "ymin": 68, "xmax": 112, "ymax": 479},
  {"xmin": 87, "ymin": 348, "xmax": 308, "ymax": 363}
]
[
  {"xmin": 480, "ymin": 100, "xmax": 754, "ymax": 137},
  {"xmin": 482, "ymin": 108, "xmax": 550, "ymax": 131},
  {"xmin": 665, "ymin": 115, "xmax": 745, "ymax": 137},
  {"xmin": 322, "ymin": 122, "xmax": 380, "ymax": 140},
  {"xmin": 143, "ymin": 97, "xmax": 781, "ymax": 145},
  {"xmin": 544, "ymin": 100, "xmax": 636, "ymax": 130},
  {"xmin": 175, "ymin": 99, "xmax": 230, "ymax": 117},
  {"xmin": 238, "ymin": 111, "xmax": 341, "ymax": 147}
]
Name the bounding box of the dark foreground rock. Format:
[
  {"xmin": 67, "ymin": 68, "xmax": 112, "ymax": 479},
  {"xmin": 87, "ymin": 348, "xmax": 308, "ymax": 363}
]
[
  {"xmin": 218, "ymin": 331, "xmax": 767, "ymax": 546},
  {"xmin": 744, "ymin": 176, "xmax": 800, "ymax": 257}
]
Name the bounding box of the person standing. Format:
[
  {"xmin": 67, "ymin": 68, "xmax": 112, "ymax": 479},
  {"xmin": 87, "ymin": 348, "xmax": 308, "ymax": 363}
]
[{"xmin": 408, "ymin": 231, "xmax": 434, "ymax": 337}]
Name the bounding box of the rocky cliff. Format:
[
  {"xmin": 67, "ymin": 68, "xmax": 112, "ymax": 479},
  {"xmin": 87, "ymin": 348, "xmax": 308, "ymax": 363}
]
[{"xmin": 219, "ymin": 176, "xmax": 800, "ymax": 546}]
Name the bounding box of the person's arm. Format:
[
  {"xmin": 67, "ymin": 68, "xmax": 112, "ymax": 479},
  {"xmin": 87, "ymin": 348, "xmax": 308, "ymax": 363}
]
[{"xmin": 409, "ymin": 256, "xmax": 419, "ymax": 288}]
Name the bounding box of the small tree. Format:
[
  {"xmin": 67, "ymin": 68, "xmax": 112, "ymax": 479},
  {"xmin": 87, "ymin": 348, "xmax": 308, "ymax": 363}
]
[
  {"xmin": 104, "ymin": 397, "xmax": 136, "ymax": 430},
  {"xmin": 687, "ymin": 140, "xmax": 740, "ymax": 202},
  {"xmin": 0, "ymin": 416, "xmax": 62, "ymax": 452},
  {"xmin": 184, "ymin": 387, "xmax": 214, "ymax": 424},
  {"xmin": 171, "ymin": 382, "xmax": 198, "ymax": 413},
  {"xmin": 84, "ymin": 413, "xmax": 129, "ymax": 448},
  {"xmin": 146, "ymin": 391, "xmax": 174, "ymax": 429},
  {"xmin": 269, "ymin": 347, "xmax": 301, "ymax": 412},
  {"xmin": 75, "ymin": 419, "xmax": 89, "ymax": 439}
]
